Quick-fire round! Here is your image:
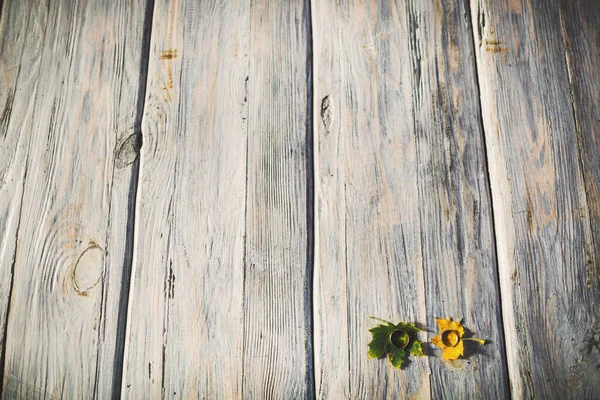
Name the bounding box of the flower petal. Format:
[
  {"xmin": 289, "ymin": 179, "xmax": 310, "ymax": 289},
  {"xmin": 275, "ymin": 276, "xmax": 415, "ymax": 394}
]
[
  {"xmin": 442, "ymin": 339, "xmax": 464, "ymax": 361},
  {"xmin": 435, "ymin": 318, "xmax": 464, "ymax": 337},
  {"xmin": 431, "ymin": 334, "xmax": 444, "ymax": 348}
]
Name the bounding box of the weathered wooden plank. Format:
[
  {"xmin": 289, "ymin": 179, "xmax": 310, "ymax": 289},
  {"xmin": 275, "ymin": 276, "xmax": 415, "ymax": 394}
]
[
  {"xmin": 0, "ymin": 3, "xmax": 50, "ymax": 392},
  {"xmin": 121, "ymin": 0, "xmax": 250, "ymax": 398},
  {"xmin": 470, "ymin": 0, "xmax": 600, "ymax": 397},
  {"xmin": 313, "ymin": 0, "xmax": 508, "ymax": 398},
  {"xmin": 0, "ymin": 0, "xmax": 47, "ymax": 373},
  {"xmin": 559, "ymin": 0, "xmax": 600, "ymax": 292},
  {"xmin": 122, "ymin": 0, "xmax": 312, "ymax": 396},
  {"xmin": 0, "ymin": 0, "xmax": 149, "ymax": 397},
  {"xmin": 242, "ymin": 0, "xmax": 313, "ymax": 397},
  {"xmin": 313, "ymin": 4, "xmax": 429, "ymax": 396}
]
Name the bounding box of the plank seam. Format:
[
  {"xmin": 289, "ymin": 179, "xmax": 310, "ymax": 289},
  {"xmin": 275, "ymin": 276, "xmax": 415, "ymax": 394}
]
[
  {"xmin": 113, "ymin": 0, "xmax": 156, "ymax": 396},
  {"xmin": 304, "ymin": 0, "xmax": 316, "ymax": 397},
  {"xmin": 95, "ymin": 5, "xmax": 136, "ymax": 396},
  {"xmin": 241, "ymin": 0, "xmax": 253, "ymax": 396},
  {"xmin": 464, "ymin": 0, "xmax": 512, "ymax": 397}
]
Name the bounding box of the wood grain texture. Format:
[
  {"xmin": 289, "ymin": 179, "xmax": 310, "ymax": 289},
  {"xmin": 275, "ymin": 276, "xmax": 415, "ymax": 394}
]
[
  {"xmin": 559, "ymin": 0, "xmax": 600, "ymax": 298},
  {"xmin": 0, "ymin": 0, "xmax": 149, "ymax": 397},
  {"xmin": 243, "ymin": 0, "xmax": 313, "ymax": 397},
  {"xmin": 312, "ymin": 0, "xmax": 508, "ymax": 398},
  {"xmin": 121, "ymin": 0, "xmax": 250, "ymax": 398},
  {"xmin": 0, "ymin": 0, "xmax": 46, "ymax": 372},
  {"xmin": 470, "ymin": 0, "xmax": 600, "ymax": 397},
  {"xmin": 1, "ymin": 0, "xmax": 598, "ymax": 396},
  {"xmin": 122, "ymin": 0, "xmax": 312, "ymax": 397}
]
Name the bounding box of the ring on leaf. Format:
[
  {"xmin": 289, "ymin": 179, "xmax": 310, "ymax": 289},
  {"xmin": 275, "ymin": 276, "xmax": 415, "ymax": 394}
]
[{"xmin": 367, "ymin": 316, "xmax": 424, "ymax": 369}]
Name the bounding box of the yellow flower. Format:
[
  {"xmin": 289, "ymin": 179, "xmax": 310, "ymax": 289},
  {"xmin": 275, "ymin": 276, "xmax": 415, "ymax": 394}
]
[{"xmin": 431, "ymin": 318, "xmax": 485, "ymax": 360}]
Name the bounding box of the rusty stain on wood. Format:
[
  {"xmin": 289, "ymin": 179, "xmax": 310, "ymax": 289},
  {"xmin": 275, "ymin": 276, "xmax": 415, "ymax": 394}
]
[
  {"xmin": 159, "ymin": 49, "xmax": 177, "ymax": 60},
  {"xmin": 484, "ymin": 38, "xmax": 508, "ymax": 53}
]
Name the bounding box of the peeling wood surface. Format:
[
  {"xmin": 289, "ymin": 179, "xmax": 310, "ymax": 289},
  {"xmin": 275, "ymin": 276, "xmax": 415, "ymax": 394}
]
[
  {"xmin": 0, "ymin": 0, "xmax": 599, "ymax": 398},
  {"xmin": 471, "ymin": 0, "xmax": 600, "ymax": 398},
  {"xmin": 312, "ymin": 0, "xmax": 508, "ymax": 398}
]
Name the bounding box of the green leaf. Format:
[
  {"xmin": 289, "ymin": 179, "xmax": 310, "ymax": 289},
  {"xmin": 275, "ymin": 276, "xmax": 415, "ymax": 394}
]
[
  {"xmin": 402, "ymin": 323, "xmax": 423, "ymax": 334},
  {"xmin": 368, "ymin": 335, "xmax": 387, "ymax": 359},
  {"xmin": 368, "ymin": 323, "xmax": 395, "ymax": 359},
  {"xmin": 367, "ymin": 317, "xmax": 425, "ymax": 369},
  {"xmin": 387, "ymin": 346, "xmax": 406, "ymax": 369},
  {"xmin": 407, "ymin": 340, "xmax": 424, "ymax": 357}
]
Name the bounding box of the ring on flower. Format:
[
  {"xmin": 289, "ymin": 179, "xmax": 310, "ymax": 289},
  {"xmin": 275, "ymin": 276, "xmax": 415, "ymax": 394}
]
[{"xmin": 431, "ymin": 318, "xmax": 485, "ymax": 361}]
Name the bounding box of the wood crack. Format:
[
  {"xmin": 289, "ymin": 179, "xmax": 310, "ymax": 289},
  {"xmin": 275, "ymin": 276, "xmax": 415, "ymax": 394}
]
[{"xmin": 0, "ymin": 156, "xmax": 29, "ymax": 394}]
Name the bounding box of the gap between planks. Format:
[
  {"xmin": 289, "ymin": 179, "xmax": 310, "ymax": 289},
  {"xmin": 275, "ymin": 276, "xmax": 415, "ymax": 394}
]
[{"xmin": 110, "ymin": 0, "xmax": 156, "ymax": 396}]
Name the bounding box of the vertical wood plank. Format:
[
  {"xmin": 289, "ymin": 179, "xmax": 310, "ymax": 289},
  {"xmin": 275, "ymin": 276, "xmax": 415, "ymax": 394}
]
[
  {"xmin": 0, "ymin": 0, "xmax": 149, "ymax": 398},
  {"xmin": 471, "ymin": 0, "xmax": 600, "ymax": 397},
  {"xmin": 121, "ymin": 0, "xmax": 250, "ymax": 398},
  {"xmin": 123, "ymin": 0, "xmax": 312, "ymax": 397},
  {"xmin": 313, "ymin": 3, "xmax": 429, "ymax": 396},
  {"xmin": 413, "ymin": 0, "xmax": 509, "ymax": 397},
  {"xmin": 559, "ymin": 0, "xmax": 600, "ymax": 289},
  {"xmin": 0, "ymin": 0, "xmax": 47, "ymax": 372},
  {"xmin": 313, "ymin": 0, "xmax": 508, "ymax": 398},
  {"xmin": 243, "ymin": 0, "xmax": 313, "ymax": 397}
]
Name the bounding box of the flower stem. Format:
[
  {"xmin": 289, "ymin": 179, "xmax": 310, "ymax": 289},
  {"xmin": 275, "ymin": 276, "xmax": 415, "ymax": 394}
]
[{"xmin": 462, "ymin": 338, "xmax": 486, "ymax": 344}]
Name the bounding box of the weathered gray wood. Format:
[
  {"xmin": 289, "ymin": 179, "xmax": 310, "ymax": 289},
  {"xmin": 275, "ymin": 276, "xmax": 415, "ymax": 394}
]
[
  {"xmin": 312, "ymin": 0, "xmax": 508, "ymax": 398},
  {"xmin": 0, "ymin": 0, "xmax": 149, "ymax": 397},
  {"xmin": 242, "ymin": 0, "xmax": 313, "ymax": 397},
  {"xmin": 122, "ymin": 0, "xmax": 312, "ymax": 397},
  {"xmin": 0, "ymin": 0, "xmax": 46, "ymax": 374},
  {"xmin": 470, "ymin": 0, "xmax": 600, "ymax": 397},
  {"xmin": 2, "ymin": 1, "xmax": 597, "ymax": 396},
  {"xmin": 121, "ymin": 0, "xmax": 250, "ymax": 398},
  {"xmin": 559, "ymin": 0, "xmax": 600, "ymax": 291}
]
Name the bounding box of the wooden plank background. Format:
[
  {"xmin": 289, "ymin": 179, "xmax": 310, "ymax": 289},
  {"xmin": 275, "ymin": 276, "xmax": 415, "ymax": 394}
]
[
  {"xmin": 471, "ymin": 0, "xmax": 600, "ymax": 397},
  {"xmin": 122, "ymin": 0, "xmax": 313, "ymax": 398},
  {"xmin": 312, "ymin": 0, "xmax": 508, "ymax": 398},
  {"xmin": 120, "ymin": 0, "xmax": 250, "ymax": 397},
  {"xmin": 0, "ymin": 0, "xmax": 598, "ymax": 398},
  {"xmin": 0, "ymin": 0, "xmax": 149, "ymax": 397}
]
